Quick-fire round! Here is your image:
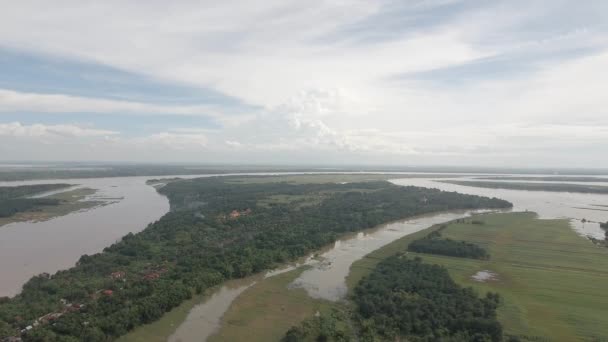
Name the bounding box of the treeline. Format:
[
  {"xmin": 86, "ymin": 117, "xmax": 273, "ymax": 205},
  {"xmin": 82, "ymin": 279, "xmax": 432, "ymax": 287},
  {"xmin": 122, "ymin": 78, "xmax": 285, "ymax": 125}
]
[
  {"xmin": 0, "ymin": 184, "xmax": 71, "ymax": 218},
  {"xmin": 284, "ymin": 256, "xmax": 502, "ymax": 341},
  {"xmin": 408, "ymin": 224, "xmax": 489, "ymax": 259},
  {"xmin": 0, "ymin": 178, "xmax": 511, "ymax": 341}
]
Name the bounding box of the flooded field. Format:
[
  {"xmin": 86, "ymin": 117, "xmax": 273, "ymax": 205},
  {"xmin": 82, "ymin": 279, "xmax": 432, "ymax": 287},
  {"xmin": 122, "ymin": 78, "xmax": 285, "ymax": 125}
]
[{"xmin": 391, "ymin": 177, "xmax": 608, "ymax": 238}]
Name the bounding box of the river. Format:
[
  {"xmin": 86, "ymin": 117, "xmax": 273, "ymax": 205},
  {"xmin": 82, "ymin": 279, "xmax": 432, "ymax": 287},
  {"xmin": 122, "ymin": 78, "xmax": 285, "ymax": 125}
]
[{"xmin": 0, "ymin": 176, "xmax": 169, "ymax": 297}]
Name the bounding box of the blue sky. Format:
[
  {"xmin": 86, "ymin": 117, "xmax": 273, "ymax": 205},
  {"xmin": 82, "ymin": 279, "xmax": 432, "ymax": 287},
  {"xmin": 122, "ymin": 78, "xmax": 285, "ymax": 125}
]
[{"xmin": 1, "ymin": 0, "xmax": 607, "ymax": 167}]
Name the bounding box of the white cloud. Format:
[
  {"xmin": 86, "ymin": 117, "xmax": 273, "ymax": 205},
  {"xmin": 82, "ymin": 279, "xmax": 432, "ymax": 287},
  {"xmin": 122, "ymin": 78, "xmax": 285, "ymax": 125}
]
[
  {"xmin": 0, "ymin": 1, "xmax": 607, "ymax": 166},
  {"xmin": 0, "ymin": 122, "xmax": 118, "ymax": 138},
  {"xmin": 0, "ymin": 89, "xmax": 240, "ymax": 120}
]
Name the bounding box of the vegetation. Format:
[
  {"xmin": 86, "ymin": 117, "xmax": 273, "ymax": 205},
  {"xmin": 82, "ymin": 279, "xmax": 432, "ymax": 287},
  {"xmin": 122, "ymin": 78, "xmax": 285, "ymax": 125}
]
[
  {"xmin": 284, "ymin": 256, "xmax": 502, "ymax": 342},
  {"xmin": 441, "ymin": 180, "xmax": 608, "ymax": 194},
  {"xmin": 349, "ymin": 212, "xmax": 608, "ymax": 341},
  {"xmin": 353, "ymin": 255, "xmax": 502, "ymax": 341},
  {"xmin": 0, "ymin": 184, "xmax": 71, "ymax": 200},
  {"xmin": 283, "ymin": 306, "xmax": 353, "ymax": 342},
  {"xmin": 0, "ymin": 177, "xmax": 510, "ymax": 341},
  {"xmin": 205, "ymin": 268, "xmax": 332, "ymax": 342},
  {"xmin": 408, "ymin": 222, "xmax": 489, "ymax": 259},
  {"xmin": 0, "ymin": 184, "xmax": 72, "ymax": 218},
  {"xmin": 0, "ymin": 198, "xmax": 61, "ymax": 218}
]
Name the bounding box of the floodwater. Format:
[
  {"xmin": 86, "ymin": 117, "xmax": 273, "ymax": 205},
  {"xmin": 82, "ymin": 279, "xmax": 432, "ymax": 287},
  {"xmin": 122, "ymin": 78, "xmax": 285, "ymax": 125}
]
[
  {"xmin": 472, "ymin": 270, "xmax": 498, "ymax": 282},
  {"xmin": 289, "ymin": 209, "xmax": 494, "ymax": 301},
  {"xmin": 391, "ymin": 177, "xmax": 608, "ymax": 238}
]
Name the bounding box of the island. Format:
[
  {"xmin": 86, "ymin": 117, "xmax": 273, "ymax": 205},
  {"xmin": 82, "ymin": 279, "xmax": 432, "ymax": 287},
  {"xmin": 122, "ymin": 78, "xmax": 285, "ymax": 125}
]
[{"xmin": 0, "ymin": 176, "xmax": 510, "ymax": 341}]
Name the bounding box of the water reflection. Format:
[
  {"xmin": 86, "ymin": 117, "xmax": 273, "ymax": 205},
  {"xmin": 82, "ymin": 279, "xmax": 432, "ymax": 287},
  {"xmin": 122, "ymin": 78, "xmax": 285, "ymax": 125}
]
[
  {"xmin": 391, "ymin": 178, "xmax": 608, "ymax": 238},
  {"xmin": 289, "ymin": 210, "xmax": 493, "ymax": 301}
]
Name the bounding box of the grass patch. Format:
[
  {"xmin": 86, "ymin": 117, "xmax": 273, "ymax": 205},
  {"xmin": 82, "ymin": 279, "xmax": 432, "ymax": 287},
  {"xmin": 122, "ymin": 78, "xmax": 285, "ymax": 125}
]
[
  {"xmin": 208, "ymin": 268, "xmax": 333, "ymax": 342},
  {"xmin": 116, "ymin": 292, "xmax": 208, "ymax": 342},
  {"xmin": 349, "ymin": 212, "xmax": 608, "ymax": 341}
]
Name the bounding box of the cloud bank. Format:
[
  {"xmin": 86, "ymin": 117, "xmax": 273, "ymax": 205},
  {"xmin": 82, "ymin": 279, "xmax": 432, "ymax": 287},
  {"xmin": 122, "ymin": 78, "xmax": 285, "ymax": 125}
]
[{"xmin": 0, "ymin": 1, "xmax": 607, "ymax": 167}]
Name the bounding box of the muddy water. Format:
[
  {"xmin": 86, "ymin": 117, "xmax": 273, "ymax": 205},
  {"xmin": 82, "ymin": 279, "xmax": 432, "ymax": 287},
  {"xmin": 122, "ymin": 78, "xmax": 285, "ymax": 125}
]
[
  {"xmin": 289, "ymin": 209, "xmax": 493, "ymax": 301},
  {"xmin": 391, "ymin": 178, "xmax": 608, "ymax": 238},
  {"xmin": 0, "ymin": 176, "xmax": 170, "ymax": 297}
]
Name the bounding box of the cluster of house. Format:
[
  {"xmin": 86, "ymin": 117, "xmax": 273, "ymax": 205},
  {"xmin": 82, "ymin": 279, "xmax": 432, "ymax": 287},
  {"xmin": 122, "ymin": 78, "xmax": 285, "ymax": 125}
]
[
  {"xmin": 224, "ymin": 208, "xmax": 252, "ymax": 220},
  {"xmin": 17, "ymin": 299, "xmax": 85, "ymax": 336},
  {"xmin": 3, "ymin": 267, "xmax": 172, "ymax": 341},
  {"xmin": 143, "ymin": 267, "xmax": 168, "ymax": 281}
]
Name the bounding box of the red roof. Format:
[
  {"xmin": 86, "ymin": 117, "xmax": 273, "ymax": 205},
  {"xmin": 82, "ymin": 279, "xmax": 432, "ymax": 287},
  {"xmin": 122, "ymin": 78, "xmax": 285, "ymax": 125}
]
[{"xmin": 102, "ymin": 290, "xmax": 113, "ymax": 296}]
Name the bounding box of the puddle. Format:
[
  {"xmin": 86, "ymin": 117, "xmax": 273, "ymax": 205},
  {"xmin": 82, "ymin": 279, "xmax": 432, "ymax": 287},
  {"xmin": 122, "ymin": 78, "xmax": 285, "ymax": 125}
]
[{"xmin": 472, "ymin": 270, "xmax": 499, "ymax": 282}]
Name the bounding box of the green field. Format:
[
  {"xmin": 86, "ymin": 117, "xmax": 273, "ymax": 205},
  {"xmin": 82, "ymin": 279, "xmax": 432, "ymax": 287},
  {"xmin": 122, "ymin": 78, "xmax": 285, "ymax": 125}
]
[{"xmin": 349, "ymin": 212, "xmax": 608, "ymax": 341}]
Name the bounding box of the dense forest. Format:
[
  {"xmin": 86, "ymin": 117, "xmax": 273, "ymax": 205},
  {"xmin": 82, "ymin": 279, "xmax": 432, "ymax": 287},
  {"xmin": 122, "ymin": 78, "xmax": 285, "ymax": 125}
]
[
  {"xmin": 408, "ymin": 223, "xmax": 489, "ymax": 259},
  {"xmin": 284, "ymin": 255, "xmax": 502, "ymax": 341},
  {"xmin": 0, "ymin": 184, "xmax": 71, "ymax": 218},
  {"xmin": 0, "ymin": 177, "xmax": 510, "ymax": 341},
  {"xmin": 355, "ymin": 255, "xmax": 502, "ymax": 341}
]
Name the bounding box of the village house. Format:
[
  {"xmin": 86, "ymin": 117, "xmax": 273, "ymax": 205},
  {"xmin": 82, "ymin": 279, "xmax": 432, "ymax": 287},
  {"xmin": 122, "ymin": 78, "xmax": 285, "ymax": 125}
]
[{"xmin": 110, "ymin": 271, "xmax": 126, "ymax": 280}]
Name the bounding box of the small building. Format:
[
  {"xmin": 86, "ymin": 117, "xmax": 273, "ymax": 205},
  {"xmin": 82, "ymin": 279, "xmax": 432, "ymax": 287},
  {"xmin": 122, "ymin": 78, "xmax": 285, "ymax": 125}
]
[
  {"xmin": 102, "ymin": 290, "xmax": 113, "ymax": 296},
  {"xmin": 110, "ymin": 271, "xmax": 126, "ymax": 280},
  {"xmin": 229, "ymin": 210, "xmax": 241, "ymax": 219}
]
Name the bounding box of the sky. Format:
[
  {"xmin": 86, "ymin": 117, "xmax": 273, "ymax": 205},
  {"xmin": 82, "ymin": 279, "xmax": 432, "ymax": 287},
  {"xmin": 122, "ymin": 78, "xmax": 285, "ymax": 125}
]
[{"xmin": 0, "ymin": 0, "xmax": 607, "ymax": 167}]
